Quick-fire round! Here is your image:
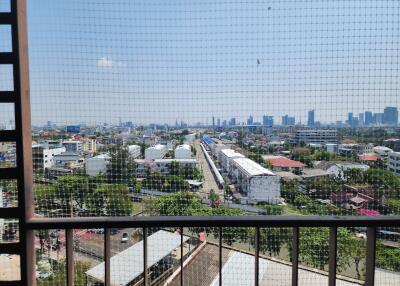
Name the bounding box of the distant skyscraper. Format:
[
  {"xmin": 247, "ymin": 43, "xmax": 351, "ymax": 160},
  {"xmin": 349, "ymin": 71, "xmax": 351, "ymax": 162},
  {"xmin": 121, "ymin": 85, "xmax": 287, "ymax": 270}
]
[
  {"xmin": 262, "ymin": 115, "xmax": 274, "ymax": 126},
  {"xmin": 282, "ymin": 115, "xmax": 295, "ymax": 126},
  {"xmin": 383, "ymin": 107, "xmax": 399, "ymax": 126},
  {"xmin": 212, "ymin": 116, "xmax": 215, "ymax": 127},
  {"xmin": 217, "ymin": 118, "xmax": 221, "ymax": 127},
  {"xmin": 358, "ymin": 113, "xmax": 364, "ymax": 126},
  {"xmin": 347, "ymin": 112, "xmax": 354, "ymax": 127},
  {"xmin": 229, "ymin": 118, "xmax": 236, "ymax": 126},
  {"xmin": 247, "ymin": 115, "xmax": 254, "ymax": 125},
  {"xmin": 365, "ymin": 111, "xmax": 373, "ymax": 125},
  {"xmin": 307, "ymin": 110, "xmax": 315, "ymax": 127},
  {"xmin": 374, "ymin": 113, "xmax": 383, "ymax": 125}
]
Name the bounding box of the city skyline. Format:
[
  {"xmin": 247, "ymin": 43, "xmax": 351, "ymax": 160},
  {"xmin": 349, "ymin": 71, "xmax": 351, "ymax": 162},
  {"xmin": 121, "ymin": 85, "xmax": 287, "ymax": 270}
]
[
  {"xmin": 31, "ymin": 106, "xmax": 399, "ymax": 129},
  {"xmin": 21, "ymin": 0, "xmax": 400, "ymax": 125}
]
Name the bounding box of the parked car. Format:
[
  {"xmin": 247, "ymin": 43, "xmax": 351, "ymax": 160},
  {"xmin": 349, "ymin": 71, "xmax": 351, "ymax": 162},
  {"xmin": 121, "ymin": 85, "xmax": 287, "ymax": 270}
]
[
  {"xmin": 110, "ymin": 228, "xmax": 120, "ymax": 235},
  {"xmin": 121, "ymin": 233, "xmax": 129, "ymax": 243},
  {"xmin": 36, "ymin": 271, "xmax": 50, "ymax": 279}
]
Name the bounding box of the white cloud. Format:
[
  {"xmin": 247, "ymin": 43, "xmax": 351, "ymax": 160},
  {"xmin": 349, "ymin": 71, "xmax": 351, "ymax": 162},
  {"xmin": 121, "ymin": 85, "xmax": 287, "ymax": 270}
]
[{"xmin": 97, "ymin": 56, "xmax": 113, "ymax": 67}]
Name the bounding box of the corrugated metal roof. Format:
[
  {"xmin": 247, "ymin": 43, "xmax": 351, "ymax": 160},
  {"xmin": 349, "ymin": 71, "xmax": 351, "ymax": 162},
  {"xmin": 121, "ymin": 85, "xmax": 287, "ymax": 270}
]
[
  {"xmin": 85, "ymin": 230, "xmax": 189, "ymax": 286},
  {"xmin": 232, "ymin": 157, "xmax": 275, "ymax": 177}
]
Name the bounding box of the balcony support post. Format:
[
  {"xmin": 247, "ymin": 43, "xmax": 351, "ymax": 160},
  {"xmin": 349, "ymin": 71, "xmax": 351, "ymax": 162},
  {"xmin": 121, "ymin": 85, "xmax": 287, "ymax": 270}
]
[
  {"xmin": 328, "ymin": 227, "xmax": 337, "ymax": 286},
  {"xmin": 365, "ymin": 227, "xmax": 376, "ymax": 286},
  {"xmin": 255, "ymin": 227, "xmax": 260, "ymax": 286},
  {"xmin": 291, "ymin": 227, "xmax": 299, "ymax": 286},
  {"xmin": 219, "ymin": 227, "xmax": 222, "ymax": 286},
  {"xmin": 180, "ymin": 227, "xmax": 184, "ymax": 286},
  {"xmin": 104, "ymin": 228, "xmax": 111, "ymax": 286},
  {"xmin": 143, "ymin": 227, "xmax": 148, "ymax": 286},
  {"xmin": 66, "ymin": 229, "xmax": 74, "ymax": 286}
]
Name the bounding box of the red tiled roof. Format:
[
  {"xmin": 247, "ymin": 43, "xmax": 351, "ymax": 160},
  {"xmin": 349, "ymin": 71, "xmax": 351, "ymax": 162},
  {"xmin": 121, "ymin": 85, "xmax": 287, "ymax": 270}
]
[
  {"xmin": 267, "ymin": 157, "xmax": 305, "ymax": 168},
  {"xmin": 358, "ymin": 154, "xmax": 379, "ymax": 161}
]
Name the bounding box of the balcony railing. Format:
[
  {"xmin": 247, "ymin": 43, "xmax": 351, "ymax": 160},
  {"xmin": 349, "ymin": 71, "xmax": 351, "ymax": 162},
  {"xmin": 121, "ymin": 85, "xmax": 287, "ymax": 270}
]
[{"xmin": 20, "ymin": 215, "xmax": 399, "ymax": 286}]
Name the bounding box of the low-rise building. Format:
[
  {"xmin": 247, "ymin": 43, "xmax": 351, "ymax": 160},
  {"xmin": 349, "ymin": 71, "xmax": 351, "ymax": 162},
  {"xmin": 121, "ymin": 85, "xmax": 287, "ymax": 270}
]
[
  {"xmin": 315, "ymin": 161, "xmax": 369, "ymax": 179},
  {"xmin": 388, "ymin": 152, "xmax": 400, "ymax": 175},
  {"xmin": 145, "ymin": 144, "xmax": 167, "ymax": 160},
  {"xmin": 292, "ymin": 129, "xmax": 337, "ymax": 145},
  {"xmin": 85, "ymin": 154, "xmax": 110, "ymax": 176},
  {"xmin": 373, "ymin": 146, "xmax": 393, "ymax": 158},
  {"xmin": 174, "ymin": 144, "xmax": 192, "ymax": 159},
  {"xmin": 219, "ymin": 149, "xmax": 244, "ymax": 173},
  {"xmin": 62, "ymin": 140, "xmax": 83, "ymax": 154},
  {"xmin": 135, "ymin": 159, "xmax": 198, "ymax": 177},
  {"xmin": 230, "ymin": 157, "xmax": 280, "ymax": 204},
  {"xmin": 127, "ymin": 145, "xmax": 141, "ymax": 159},
  {"xmin": 263, "ymin": 155, "xmax": 305, "ymax": 172},
  {"xmin": 32, "ymin": 144, "xmax": 66, "ymax": 170},
  {"xmin": 54, "ymin": 152, "xmax": 84, "ymax": 169}
]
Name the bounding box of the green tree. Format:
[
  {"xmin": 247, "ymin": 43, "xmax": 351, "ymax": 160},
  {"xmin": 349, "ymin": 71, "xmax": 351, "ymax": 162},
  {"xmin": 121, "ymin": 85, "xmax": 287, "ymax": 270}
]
[{"xmin": 106, "ymin": 146, "xmax": 137, "ymax": 184}]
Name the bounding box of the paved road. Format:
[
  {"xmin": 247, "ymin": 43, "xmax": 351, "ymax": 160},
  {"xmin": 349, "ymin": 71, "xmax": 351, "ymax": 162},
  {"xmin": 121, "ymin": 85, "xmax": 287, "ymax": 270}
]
[{"xmin": 194, "ymin": 141, "xmax": 222, "ymax": 198}]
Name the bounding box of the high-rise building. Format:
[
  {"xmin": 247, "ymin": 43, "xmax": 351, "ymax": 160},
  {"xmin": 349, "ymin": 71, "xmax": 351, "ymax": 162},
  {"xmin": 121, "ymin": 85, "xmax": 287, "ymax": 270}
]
[
  {"xmin": 307, "ymin": 110, "xmax": 315, "ymax": 127},
  {"xmin": 282, "ymin": 115, "xmax": 295, "ymax": 126},
  {"xmin": 212, "ymin": 116, "xmax": 215, "ymax": 128},
  {"xmin": 292, "ymin": 129, "xmax": 338, "ymax": 145},
  {"xmin": 383, "ymin": 107, "xmax": 399, "ymax": 126},
  {"xmin": 364, "ymin": 111, "xmax": 373, "ymax": 125},
  {"xmin": 262, "ymin": 115, "xmax": 274, "ymax": 126},
  {"xmin": 247, "ymin": 115, "xmax": 254, "ymax": 125},
  {"xmin": 347, "ymin": 112, "xmax": 354, "ymax": 127},
  {"xmin": 358, "ymin": 113, "xmax": 364, "ymax": 126},
  {"xmin": 374, "ymin": 113, "xmax": 384, "ymax": 125},
  {"xmin": 217, "ymin": 118, "xmax": 221, "ymax": 127},
  {"xmin": 229, "ymin": 118, "xmax": 236, "ymax": 126}
]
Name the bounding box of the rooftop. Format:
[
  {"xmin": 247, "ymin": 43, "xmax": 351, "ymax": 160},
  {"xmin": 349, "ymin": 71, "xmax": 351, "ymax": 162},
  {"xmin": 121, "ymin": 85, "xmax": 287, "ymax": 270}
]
[
  {"xmin": 263, "ymin": 155, "xmax": 305, "ymax": 168},
  {"xmin": 85, "ymin": 230, "xmax": 189, "ymax": 285},
  {"xmin": 232, "ymin": 157, "xmax": 275, "ymax": 177}
]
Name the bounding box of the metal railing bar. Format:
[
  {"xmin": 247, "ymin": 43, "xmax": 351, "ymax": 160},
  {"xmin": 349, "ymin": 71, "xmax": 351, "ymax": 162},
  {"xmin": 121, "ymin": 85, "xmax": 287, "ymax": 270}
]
[
  {"xmin": 219, "ymin": 227, "xmax": 222, "ymax": 286},
  {"xmin": 0, "ymin": 281, "xmax": 23, "ymax": 286},
  {"xmin": 25, "ymin": 216, "xmax": 400, "ymax": 229},
  {"xmin": 0, "ymin": 95, "xmax": 16, "ymax": 103},
  {"xmin": 0, "ymin": 168, "xmax": 18, "ymax": 180},
  {"xmin": 180, "ymin": 227, "xmax": 184, "ymax": 286},
  {"xmin": 255, "ymin": 227, "xmax": 260, "ymax": 286},
  {"xmin": 104, "ymin": 228, "xmax": 111, "ymax": 286},
  {"xmin": 66, "ymin": 229, "xmax": 74, "ymax": 286},
  {"xmin": 0, "ymin": 207, "xmax": 19, "ymax": 218},
  {"xmin": 0, "ymin": 242, "xmax": 20, "ymax": 254},
  {"xmin": 143, "ymin": 227, "xmax": 148, "ymax": 286},
  {"xmin": 328, "ymin": 227, "xmax": 337, "ymax": 286},
  {"xmin": 0, "ymin": 12, "xmax": 14, "ymax": 24},
  {"xmin": 291, "ymin": 227, "xmax": 299, "ymax": 286},
  {"xmin": 365, "ymin": 227, "xmax": 376, "ymax": 286},
  {"xmin": 0, "ymin": 130, "xmax": 17, "ymax": 141},
  {"xmin": 0, "ymin": 52, "xmax": 15, "ymax": 64}
]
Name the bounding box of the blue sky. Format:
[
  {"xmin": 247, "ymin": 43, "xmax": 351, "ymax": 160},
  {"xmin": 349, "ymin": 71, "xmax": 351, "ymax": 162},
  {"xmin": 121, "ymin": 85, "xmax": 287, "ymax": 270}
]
[{"xmin": 19, "ymin": 0, "xmax": 400, "ymax": 125}]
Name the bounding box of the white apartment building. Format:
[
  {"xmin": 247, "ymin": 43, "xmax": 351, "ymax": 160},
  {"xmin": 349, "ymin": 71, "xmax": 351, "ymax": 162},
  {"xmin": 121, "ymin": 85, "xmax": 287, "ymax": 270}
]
[
  {"xmin": 292, "ymin": 129, "xmax": 338, "ymax": 145},
  {"xmin": 373, "ymin": 146, "xmax": 393, "ymax": 158},
  {"xmin": 62, "ymin": 140, "xmax": 83, "ymax": 153},
  {"xmin": 145, "ymin": 144, "xmax": 167, "ymax": 160},
  {"xmin": 85, "ymin": 154, "xmax": 110, "ymax": 176},
  {"xmin": 83, "ymin": 139, "xmax": 97, "ymax": 154},
  {"xmin": 230, "ymin": 157, "xmax": 281, "ymax": 204},
  {"xmin": 54, "ymin": 152, "xmax": 84, "ymax": 169},
  {"xmin": 32, "ymin": 144, "xmax": 66, "ymax": 170},
  {"xmin": 219, "ymin": 149, "xmax": 244, "ymax": 173},
  {"xmin": 388, "ymin": 152, "xmax": 400, "ymax": 175},
  {"xmin": 135, "ymin": 159, "xmax": 198, "ymax": 177},
  {"xmin": 127, "ymin": 145, "xmax": 141, "ymax": 158},
  {"xmin": 174, "ymin": 144, "xmax": 192, "ymax": 159}
]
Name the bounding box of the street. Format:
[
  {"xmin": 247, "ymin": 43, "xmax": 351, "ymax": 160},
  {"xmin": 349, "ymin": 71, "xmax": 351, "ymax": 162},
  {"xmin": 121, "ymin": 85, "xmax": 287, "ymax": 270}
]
[{"xmin": 194, "ymin": 141, "xmax": 222, "ymax": 198}]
